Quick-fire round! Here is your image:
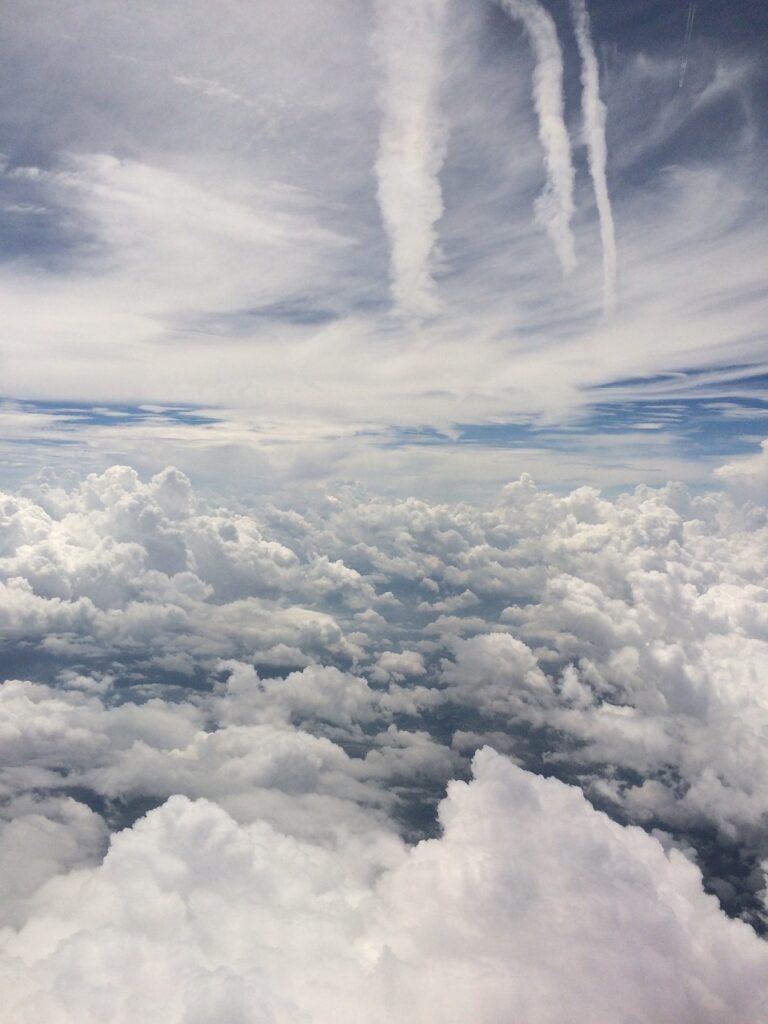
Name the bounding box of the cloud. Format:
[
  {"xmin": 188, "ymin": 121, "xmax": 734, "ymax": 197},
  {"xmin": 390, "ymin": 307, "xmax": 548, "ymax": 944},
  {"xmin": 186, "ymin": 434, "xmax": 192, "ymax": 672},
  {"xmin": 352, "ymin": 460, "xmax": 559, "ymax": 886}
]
[
  {"xmin": 440, "ymin": 632, "xmax": 552, "ymax": 715},
  {"xmin": 569, "ymin": 0, "xmax": 617, "ymax": 312},
  {"xmin": 1, "ymin": 460, "xmax": 768, "ymax": 1013},
  {"xmin": 3, "ymin": 463, "xmax": 768, "ymax": 923},
  {"xmin": 0, "ymin": 2, "xmax": 764, "ymax": 497},
  {"xmin": 2, "ymin": 750, "xmax": 767, "ymax": 1024},
  {"xmin": 497, "ymin": 0, "xmax": 576, "ymax": 273},
  {"xmin": 373, "ymin": 0, "xmax": 451, "ymax": 317},
  {"xmin": 2, "ymin": 3, "xmax": 768, "ymax": 1014},
  {"xmin": 0, "ymin": 797, "xmax": 108, "ymax": 929},
  {"xmin": 714, "ymin": 440, "xmax": 768, "ymax": 503}
]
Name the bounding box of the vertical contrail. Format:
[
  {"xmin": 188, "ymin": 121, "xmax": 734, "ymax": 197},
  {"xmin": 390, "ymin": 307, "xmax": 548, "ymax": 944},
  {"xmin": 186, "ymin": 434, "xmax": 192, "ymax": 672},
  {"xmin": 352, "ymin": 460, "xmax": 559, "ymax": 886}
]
[
  {"xmin": 498, "ymin": 0, "xmax": 576, "ymax": 274},
  {"xmin": 679, "ymin": 3, "xmax": 696, "ymax": 89},
  {"xmin": 570, "ymin": 0, "xmax": 617, "ymax": 314},
  {"xmin": 373, "ymin": 0, "xmax": 450, "ymax": 318}
]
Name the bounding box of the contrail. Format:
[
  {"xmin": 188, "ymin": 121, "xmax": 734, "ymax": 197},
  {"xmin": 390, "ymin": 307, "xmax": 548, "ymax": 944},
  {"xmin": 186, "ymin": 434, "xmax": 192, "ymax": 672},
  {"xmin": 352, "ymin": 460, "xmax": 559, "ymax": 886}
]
[
  {"xmin": 679, "ymin": 3, "xmax": 696, "ymax": 89},
  {"xmin": 570, "ymin": 0, "xmax": 617, "ymax": 314},
  {"xmin": 498, "ymin": 0, "xmax": 576, "ymax": 274},
  {"xmin": 373, "ymin": 0, "xmax": 450, "ymax": 318}
]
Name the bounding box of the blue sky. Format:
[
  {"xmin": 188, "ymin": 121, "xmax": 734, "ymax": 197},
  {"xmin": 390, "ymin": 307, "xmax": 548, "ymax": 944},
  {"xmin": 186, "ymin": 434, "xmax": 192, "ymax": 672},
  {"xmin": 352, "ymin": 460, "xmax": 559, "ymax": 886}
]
[{"xmin": 0, "ymin": 0, "xmax": 766, "ymax": 497}]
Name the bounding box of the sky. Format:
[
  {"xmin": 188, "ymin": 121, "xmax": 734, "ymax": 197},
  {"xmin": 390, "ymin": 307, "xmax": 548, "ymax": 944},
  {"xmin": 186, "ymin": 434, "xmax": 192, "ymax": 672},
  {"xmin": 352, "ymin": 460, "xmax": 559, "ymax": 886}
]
[
  {"xmin": 0, "ymin": 0, "xmax": 766, "ymax": 497},
  {"xmin": 2, "ymin": 2, "xmax": 768, "ymax": 1022}
]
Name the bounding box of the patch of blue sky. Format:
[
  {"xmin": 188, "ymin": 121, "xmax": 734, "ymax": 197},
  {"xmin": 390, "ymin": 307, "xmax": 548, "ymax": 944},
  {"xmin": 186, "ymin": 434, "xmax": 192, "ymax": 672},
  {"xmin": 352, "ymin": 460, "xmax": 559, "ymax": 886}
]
[
  {"xmin": 175, "ymin": 301, "xmax": 340, "ymax": 338},
  {"xmin": 2, "ymin": 399, "xmax": 219, "ymax": 431},
  {"xmin": 5, "ymin": 436, "xmax": 79, "ymax": 447},
  {"xmin": 582, "ymin": 399, "xmax": 768, "ymax": 457},
  {"xmin": 457, "ymin": 398, "xmax": 768, "ymax": 458},
  {"xmin": 380, "ymin": 391, "xmax": 768, "ymax": 466},
  {"xmin": 376, "ymin": 426, "xmax": 456, "ymax": 449},
  {"xmin": 591, "ymin": 364, "xmax": 768, "ymax": 395}
]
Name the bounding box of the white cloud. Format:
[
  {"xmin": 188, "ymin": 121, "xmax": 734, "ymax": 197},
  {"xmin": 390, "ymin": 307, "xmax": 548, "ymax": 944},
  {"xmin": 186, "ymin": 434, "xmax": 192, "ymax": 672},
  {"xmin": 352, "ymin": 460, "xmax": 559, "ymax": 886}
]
[
  {"xmin": 0, "ymin": 797, "xmax": 108, "ymax": 929},
  {"xmin": 373, "ymin": 0, "xmax": 451, "ymax": 316},
  {"xmin": 498, "ymin": 0, "xmax": 576, "ymax": 273},
  {"xmin": 440, "ymin": 632, "xmax": 552, "ymax": 715},
  {"xmin": 2, "ymin": 750, "xmax": 767, "ymax": 1024},
  {"xmin": 2, "ymin": 463, "xmax": 768, "ymax": 1010},
  {"xmin": 0, "ymin": 4, "xmax": 764, "ymax": 494},
  {"xmin": 2, "ymin": 2, "xmax": 768, "ymax": 1011},
  {"xmin": 715, "ymin": 440, "xmax": 768, "ymax": 503},
  {"xmin": 4, "ymin": 464, "xmax": 768, "ymax": 855}
]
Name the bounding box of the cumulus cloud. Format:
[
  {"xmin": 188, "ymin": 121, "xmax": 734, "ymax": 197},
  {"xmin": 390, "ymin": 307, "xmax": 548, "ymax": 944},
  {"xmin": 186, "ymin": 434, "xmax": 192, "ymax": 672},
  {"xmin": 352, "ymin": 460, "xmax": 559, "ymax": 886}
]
[
  {"xmin": 2, "ymin": 750, "xmax": 767, "ymax": 1023},
  {"xmin": 2, "ymin": 459, "xmax": 768, "ymax": 1024},
  {"xmin": 0, "ymin": 797, "xmax": 108, "ymax": 929},
  {"xmin": 4, "ymin": 467, "xmax": 768, "ymax": 828},
  {"xmin": 715, "ymin": 439, "xmax": 768, "ymax": 503}
]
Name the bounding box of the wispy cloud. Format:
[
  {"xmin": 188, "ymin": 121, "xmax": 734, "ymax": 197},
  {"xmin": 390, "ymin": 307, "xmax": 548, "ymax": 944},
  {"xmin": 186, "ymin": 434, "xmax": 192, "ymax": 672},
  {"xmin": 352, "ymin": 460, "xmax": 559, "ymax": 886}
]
[
  {"xmin": 172, "ymin": 74, "xmax": 253, "ymax": 107},
  {"xmin": 497, "ymin": 0, "xmax": 576, "ymax": 273},
  {"xmin": 373, "ymin": 0, "xmax": 451, "ymax": 317},
  {"xmin": 0, "ymin": 2, "xmax": 765, "ymax": 494},
  {"xmin": 679, "ymin": 3, "xmax": 697, "ymax": 89},
  {"xmin": 569, "ymin": 0, "xmax": 617, "ymax": 313}
]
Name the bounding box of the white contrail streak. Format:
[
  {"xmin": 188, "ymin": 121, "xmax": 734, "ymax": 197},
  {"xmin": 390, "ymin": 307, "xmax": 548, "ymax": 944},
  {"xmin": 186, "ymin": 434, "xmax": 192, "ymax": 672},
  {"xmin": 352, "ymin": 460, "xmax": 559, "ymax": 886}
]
[
  {"xmin": 498, "ymin": 0, "xmax": 576, "ymax": 274},
  {"xmin": 570, "ymin": 0, "xmax": 617, "ymax": 314},
  {"xmin": 373, "ymin": 0, "xmax": 450, "ymax": 318},
  {"xmin": 679, "ymin": 3, "xmax": 696, "ymax": 88}
]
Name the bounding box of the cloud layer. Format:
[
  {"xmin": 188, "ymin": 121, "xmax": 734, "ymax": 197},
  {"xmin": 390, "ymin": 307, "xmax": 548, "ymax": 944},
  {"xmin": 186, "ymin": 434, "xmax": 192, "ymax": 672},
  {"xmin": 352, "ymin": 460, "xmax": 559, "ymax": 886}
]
[
  {"xmin": 570, "ymin": 0, "xmax": 616, "ymax": 311},
  {"xmin": 2, "ymin": 464, "xmax": 768, "ymax": 1019},
  {"xmin": 3, "ymin": 750, "xmax": 768, "ymax": 1024},
  {"xmin": 0, "ymin": 0, "xmax": 765, "ymax": 493}
]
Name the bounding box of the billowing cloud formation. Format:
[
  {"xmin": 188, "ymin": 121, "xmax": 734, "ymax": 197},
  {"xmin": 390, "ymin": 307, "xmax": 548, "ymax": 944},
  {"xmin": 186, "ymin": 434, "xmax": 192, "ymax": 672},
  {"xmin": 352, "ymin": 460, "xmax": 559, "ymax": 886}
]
[
  {"xmin": 4, "ymin": 464, "xmax": 768, "ymax": 847},
  {"xmin": 2, "ymin": 461, "xmax": 768, "ymax": 1021},
  {"xmin": 3, "ymin": 750, "xmax": 768, "ymax": 1024},
  {"xmin": 715, "ymin": 440, "xmax": 768, "ymax": 503}
]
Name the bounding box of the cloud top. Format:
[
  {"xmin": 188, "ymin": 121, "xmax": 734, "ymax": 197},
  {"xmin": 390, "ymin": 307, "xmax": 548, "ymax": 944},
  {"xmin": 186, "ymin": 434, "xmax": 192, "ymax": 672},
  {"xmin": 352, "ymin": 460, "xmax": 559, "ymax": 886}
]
[{"xmin": 3, "ymin": 749, "xmax": 768, "ymax": 1024}]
